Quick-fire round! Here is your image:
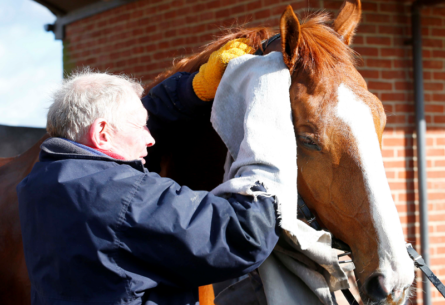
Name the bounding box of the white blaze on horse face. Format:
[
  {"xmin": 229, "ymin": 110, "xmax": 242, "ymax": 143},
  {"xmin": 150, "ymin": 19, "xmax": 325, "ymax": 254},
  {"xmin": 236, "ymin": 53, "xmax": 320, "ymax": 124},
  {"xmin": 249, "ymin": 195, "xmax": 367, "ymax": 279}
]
[{"xmin": 335, "ymin": 84, "xmax": 414, "ymax": 293}]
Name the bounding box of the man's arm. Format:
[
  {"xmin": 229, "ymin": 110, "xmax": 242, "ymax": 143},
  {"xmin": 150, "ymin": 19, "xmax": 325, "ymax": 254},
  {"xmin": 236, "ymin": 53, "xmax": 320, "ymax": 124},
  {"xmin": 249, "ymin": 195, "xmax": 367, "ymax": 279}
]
[
  {"xmin": 142, "ymin": 71, "xmax": 211, "ymax": 124},
  {"xmin": 115, "ymin": 172, "xmax": 280, "ymax": 288},
  {"xmin": 142, "ymin": 39, "xmax": 254, "ymax": 128}
]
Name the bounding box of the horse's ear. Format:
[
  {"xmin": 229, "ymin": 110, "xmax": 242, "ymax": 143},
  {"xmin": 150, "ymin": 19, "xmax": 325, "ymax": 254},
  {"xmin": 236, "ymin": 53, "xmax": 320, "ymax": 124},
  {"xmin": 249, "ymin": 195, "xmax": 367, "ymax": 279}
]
[
  {"xmin": 333, "ymin": 0, "xmax": 362, "ymax": 45},
  {"xmin": 280, "ymin": 5, "xmax": 301, "ymax": 73}
]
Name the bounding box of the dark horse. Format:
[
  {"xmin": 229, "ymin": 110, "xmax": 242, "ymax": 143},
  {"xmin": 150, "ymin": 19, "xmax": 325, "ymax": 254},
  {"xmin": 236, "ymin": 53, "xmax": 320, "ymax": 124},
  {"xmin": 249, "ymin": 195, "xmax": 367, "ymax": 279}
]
[{"xmin": 0, "ymin": 1, "xmax": 414, "ymax": 304}]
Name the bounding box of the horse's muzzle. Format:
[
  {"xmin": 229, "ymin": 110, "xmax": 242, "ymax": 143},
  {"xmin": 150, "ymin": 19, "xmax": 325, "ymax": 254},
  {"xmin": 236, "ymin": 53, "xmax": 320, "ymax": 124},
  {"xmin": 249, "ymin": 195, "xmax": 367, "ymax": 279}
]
[{"xmin": 364, "ymin": 273, "xmax": 409, "ymax": 304}]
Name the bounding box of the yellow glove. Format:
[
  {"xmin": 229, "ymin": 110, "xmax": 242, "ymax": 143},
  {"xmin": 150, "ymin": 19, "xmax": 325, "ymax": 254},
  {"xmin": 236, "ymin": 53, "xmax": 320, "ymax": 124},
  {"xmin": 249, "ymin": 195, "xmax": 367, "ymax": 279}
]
[{"xmin": 193, "ymin": 38, "xmax": 254, "ymax": 101}]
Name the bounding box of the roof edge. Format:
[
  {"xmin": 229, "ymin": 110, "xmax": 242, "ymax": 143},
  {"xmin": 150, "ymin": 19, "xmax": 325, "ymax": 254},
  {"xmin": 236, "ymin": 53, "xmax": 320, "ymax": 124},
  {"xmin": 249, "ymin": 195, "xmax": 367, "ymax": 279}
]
[{"xmin": 42, "ymin": 0, "xmax": 137, "ymax": 40}]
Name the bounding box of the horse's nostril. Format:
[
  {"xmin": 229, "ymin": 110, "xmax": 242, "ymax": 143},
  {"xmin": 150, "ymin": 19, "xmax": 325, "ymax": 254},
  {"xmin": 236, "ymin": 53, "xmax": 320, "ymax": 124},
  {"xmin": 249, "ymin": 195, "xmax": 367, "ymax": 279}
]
[
  {"xmin": 392, "ymin": 288, "xmax": 403, "ymax": 300},
  {"xmin": 365, "ymin": 274, "xmax": 389, "ymax": 301}
]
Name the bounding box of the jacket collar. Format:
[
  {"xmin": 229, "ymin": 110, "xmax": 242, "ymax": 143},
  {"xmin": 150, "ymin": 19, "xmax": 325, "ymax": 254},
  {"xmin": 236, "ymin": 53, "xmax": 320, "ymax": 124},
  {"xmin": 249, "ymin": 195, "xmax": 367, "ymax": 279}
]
[{"xmin": 40, "ymin": 137, "xmax": 146, "ymax": 172}]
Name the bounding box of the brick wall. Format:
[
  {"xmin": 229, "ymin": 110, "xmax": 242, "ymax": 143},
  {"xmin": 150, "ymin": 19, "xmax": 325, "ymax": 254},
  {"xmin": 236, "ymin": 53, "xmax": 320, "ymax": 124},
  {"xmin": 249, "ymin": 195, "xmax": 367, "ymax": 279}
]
[{"xmin": 64, "ymin": 0, "xmax": 445, "ymax": 303}]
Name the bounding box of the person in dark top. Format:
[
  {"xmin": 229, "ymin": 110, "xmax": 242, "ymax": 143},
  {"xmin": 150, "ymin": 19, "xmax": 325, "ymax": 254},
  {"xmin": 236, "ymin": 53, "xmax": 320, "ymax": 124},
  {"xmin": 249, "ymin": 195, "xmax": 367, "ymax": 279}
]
[{"xmin": 17, "ymin": 40, "xmax": 281, "ymax": 305}]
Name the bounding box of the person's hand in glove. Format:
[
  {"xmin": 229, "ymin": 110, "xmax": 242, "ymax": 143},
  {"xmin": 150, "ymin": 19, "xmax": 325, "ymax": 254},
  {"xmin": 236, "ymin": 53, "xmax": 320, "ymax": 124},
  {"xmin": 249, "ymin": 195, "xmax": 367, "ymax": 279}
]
[{"xmin": 192, "ymin": 38, "xmax": 254, "ymax": 102}]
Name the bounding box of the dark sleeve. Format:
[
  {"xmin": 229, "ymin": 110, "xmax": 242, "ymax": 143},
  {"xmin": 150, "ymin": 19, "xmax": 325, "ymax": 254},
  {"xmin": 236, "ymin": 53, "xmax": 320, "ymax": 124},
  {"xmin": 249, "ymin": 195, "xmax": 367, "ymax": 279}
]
[
  {"xmin": 142, "ymin": 72, "xmax": 211, "ymax": 125},
  {"xmin": 116, "ymin": 172, "xmax": 281, "ymax": 288}
]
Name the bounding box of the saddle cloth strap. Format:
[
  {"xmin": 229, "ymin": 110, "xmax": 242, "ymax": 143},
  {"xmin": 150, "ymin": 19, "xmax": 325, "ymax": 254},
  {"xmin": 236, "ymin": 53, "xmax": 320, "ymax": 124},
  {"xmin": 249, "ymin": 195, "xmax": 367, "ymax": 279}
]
[{"xmin": 406, "ymin": 243, "xmax": 445, "ymax": 298}]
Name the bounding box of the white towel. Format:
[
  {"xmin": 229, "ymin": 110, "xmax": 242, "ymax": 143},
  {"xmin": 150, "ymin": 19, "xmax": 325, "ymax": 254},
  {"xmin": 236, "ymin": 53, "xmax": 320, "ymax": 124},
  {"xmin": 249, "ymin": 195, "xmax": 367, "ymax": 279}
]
[{"xmin": 210, "ymin": 52, "xmax": 351, "ymax": 305}]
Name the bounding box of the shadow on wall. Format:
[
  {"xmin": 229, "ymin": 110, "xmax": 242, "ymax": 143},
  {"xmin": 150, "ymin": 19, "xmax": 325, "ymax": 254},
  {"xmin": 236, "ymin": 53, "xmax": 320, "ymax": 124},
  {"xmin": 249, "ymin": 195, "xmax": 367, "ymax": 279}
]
[{"xmin": 0, "ymin": 125, "xmax": 46, "ymax": 157}]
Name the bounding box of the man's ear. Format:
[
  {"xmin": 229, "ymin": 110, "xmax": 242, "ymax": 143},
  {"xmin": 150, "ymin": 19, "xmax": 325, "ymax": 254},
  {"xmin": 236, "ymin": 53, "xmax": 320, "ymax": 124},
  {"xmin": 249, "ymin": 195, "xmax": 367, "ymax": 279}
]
[{"xmin": 87, "ymin": 118, "xmax": 113, "ymax": 150}]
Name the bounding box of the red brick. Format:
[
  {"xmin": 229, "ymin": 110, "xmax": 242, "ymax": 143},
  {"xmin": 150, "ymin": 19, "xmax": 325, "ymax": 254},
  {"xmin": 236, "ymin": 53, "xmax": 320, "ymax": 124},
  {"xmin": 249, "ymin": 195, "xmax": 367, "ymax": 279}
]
[
  {"xmin": 383, "ymin": 137, "xmax": 411, "ymax": 147},
  {"xmin": 422, "ymin": 17, "xmax": 443, "ymax": 27},
  {"xmin": 215, "ymin": 8, "xmax": 231, "ymax": 19},
  {"xmin": 357, "ymin": 25, "xmax": 377, "ymax": 34},
  {"xmin": 393, "ymin": 59, "xmax": 411, "ymax": 69},
  {"xmin": 383, "ymin": 104, "xmax": 393, "ymax": 113},
  {"xmin": 323, "ymin": 0, "xmax": 343, "ymax": 10},
  {"xmin": 425, "ymin": 105, "xmax": 445, "ymax": 113},
  {"xmin": 382, "ymin": 149, "xmax": 395, "ymax": 158},
  {"xmin": 398, "ymin": 192, "xmax": 416, "ymax": 202},
  {"xmin": 380, "ymin": 3, "xmax": 408, "ymax": 14},
  {"xmin": 381, "ymin": 70, "xmax": 406, "ymax": 79},
  {"xmin": 433, "ymin": 94, "xmax": 445, "ymax": 102},
  {"xmin": 434, "ymin": 72, "xmax": 445, "ymax": 80},
  {"xmin": 432, "ymin": 28, "xmax": 445, "ymax": 37},
  {"xmin": 389, "ymin": 182, "xmax": 413, "ymax": 190},
  {"xmin": 423, "ymin": 39, "xmax": 443, "ymax": 48},
  {"xmin": 392, "ymin": 14, "xmax": 410, "ymax": 25},
  {"xmin": 384, "ymin": 160, "xmax": 406, "ymax": 168},
  {"xmin": 359, "ymin": 69, "xmax": 379, "ymax": 79},
  {"xmin": 397, "ymin": 148, "xmax": 414, "ymax": 158},
  {"xmin": 366, "ymin": 13, "xmax": 391, "ymax": 23},
  {"xmin": 366, "ymin": 36, "xmax": 392, "ymax": 46},
  {"xmin": 381, "ymin": 93, "xmax": 407, "ymax": 101},
  {"xmin": 432, "ymin": 50, "xmax": 445, "ymax": 58},
  {"xmin": 255, "ymin": 9, "xmax": 271, "ymax": 19},
  {"xmin": 368, "ymin": 81, "xmax": 392, "ymax": 90},
  {"xmin": 354, "ymin": 47, "xmax": 378, "ymax": 57},
  {"xmin": 379, "ymin": 25, "xmax": 405, "ymax": 36},
  {"xmin": 386, "ymin": 170, "xmax": 396, "ymax": 179},
  {"xmin": 200, "ymin": 11, "xmax": 214, "ymax": 22},
  {"xmin": 424, "ymin": 60, "xmax": 443, "ymax": 70},
  {"xmin": 395, "ymin": 81, "xmax": 411, "ymax": 91},
  {"xmin": 381, "ymin": 48, "xmax": 406, "ymax": 57},
  {"xmin": 427, "ymin": 149, "xmax": 445, "ymax": 156},
  {"xmin": 395, "ymin": 103, "xmax": 414, "ymax": 112},
  {"xmin": 352, "ymin": 36, "xmax": 364, "ymax": 45},
  {"xmin": 206, "ymin": 0, "xmax": 220, "ymax": 9},
  {"xmin": 429, "ymin": 192, "xmax": 445, "ymax": 200},
  {"xmin": 432, "ymin": 7, "xmax": 445, "ymax": 17},
  {"xmin": 367, "ymin": 59, "xmax": 392, "ymax": 68},
  {"xmin": 398, "ymin": 170, "xmax": 415, "ymax": 179},
  {"xmin": 425, "ymin": 83, "xmax": 444, "ymax": 91},
  {"xmin": 361, "ymin": 2, "xmax": 378, "ymax": 11}
]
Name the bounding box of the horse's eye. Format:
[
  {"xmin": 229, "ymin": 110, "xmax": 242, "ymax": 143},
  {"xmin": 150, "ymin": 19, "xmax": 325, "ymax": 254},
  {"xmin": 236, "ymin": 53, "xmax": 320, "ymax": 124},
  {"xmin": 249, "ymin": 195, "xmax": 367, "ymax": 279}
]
[{"xmin": 297, "ymin": 135, "xmax": 321, "ymax": 151}]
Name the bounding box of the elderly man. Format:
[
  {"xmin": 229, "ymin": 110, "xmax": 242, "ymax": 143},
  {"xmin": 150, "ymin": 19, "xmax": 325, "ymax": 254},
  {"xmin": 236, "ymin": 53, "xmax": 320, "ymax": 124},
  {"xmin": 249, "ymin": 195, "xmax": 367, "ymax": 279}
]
[{"xmin": 17, "ymin": 40, "xmax": 281, "ymax": 305}]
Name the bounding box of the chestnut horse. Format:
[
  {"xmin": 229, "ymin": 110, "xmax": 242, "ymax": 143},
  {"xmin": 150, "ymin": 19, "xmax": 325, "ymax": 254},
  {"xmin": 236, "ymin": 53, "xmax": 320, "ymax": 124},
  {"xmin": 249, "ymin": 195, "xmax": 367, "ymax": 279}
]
[
  {"xmin": 145, "ymin": 1, "xmax": 414, "ymax": 304},
  {"xmin": 0, "ymin": 1, "xmax": 414, "ymax": 304}
]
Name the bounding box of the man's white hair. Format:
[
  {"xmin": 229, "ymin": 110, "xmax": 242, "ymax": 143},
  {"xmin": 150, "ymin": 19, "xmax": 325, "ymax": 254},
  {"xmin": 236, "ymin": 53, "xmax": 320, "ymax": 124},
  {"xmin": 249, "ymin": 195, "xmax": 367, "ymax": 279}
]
[{"xmin": 47, "ymin": 68, "xmax": 144, "ymax": 141}]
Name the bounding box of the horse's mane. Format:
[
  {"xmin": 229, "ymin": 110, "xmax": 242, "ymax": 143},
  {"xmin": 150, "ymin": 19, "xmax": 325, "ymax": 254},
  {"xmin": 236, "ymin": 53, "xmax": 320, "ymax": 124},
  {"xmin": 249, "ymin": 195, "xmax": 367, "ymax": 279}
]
[
  {"xmin": 144, "ymin": 27, "xmax": 275, "ymax": 92},
  {"xmin": 144, "ymin": 12, "xmax": 355, "ymax": 92},
  {"xmin": 296, "ymin": 12, "xmax": 356, "ymax": 77}
]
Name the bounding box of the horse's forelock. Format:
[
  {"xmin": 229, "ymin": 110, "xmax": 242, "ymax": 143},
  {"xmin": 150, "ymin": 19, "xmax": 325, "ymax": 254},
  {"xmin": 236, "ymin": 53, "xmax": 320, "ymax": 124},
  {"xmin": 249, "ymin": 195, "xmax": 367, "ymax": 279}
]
[{"xmin": 297, "ymin": 12, "xmax": 358, "ymax": 78}]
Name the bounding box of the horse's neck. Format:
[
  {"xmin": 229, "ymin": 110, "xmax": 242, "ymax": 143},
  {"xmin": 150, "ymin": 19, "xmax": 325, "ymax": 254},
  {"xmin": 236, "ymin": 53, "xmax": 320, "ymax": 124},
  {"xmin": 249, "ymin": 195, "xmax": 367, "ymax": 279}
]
[
  {"xmin": 0, "ymin": 134, "xmax": 49, "ymax": 186},
  {"xmin": 0, "ymin": 157, "xmax": 14, "ymax": 168}
]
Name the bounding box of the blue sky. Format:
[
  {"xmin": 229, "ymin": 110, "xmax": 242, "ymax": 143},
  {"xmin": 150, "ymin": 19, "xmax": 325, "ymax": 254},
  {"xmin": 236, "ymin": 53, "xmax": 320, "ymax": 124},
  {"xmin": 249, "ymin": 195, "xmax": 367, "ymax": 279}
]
[{"xmin": 0, "ymin": 0, "xmax": 62, "ymax": 128}]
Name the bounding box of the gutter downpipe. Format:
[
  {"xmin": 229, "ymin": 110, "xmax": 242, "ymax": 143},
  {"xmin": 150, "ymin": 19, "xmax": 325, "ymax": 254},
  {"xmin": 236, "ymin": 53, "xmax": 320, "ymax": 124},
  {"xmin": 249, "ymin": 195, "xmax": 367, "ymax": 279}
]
[{"xmin": 411, "ymin": 2, "xmax": 431, "ymax": 305}]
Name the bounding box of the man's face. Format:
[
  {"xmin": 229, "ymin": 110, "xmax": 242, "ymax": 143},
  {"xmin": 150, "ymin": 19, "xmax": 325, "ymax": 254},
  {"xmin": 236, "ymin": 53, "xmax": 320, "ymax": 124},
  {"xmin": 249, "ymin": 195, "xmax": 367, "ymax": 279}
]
[{"xmin": 109, "ymin": 95, "xmax": 155, "ymax": 164}]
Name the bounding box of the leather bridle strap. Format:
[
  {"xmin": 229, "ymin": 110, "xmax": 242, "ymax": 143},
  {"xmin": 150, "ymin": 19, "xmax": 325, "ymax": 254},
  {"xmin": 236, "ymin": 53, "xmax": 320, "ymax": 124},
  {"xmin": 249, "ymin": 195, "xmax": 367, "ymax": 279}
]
[
  {"xmin": 406, "ymin": 243, "xmax": 445, "ymax": 298},
  {"xmin": 297, "ymin": 195, "xmax": 358, "ymax": 304},
  {"xmin": 254, "ymin": 34, "xmax": 281, "ymax": 56}
]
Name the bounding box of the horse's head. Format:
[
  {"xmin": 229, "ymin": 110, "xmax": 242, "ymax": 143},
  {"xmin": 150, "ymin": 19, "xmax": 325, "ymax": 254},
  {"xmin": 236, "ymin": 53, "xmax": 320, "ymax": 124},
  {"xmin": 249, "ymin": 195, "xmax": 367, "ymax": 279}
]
[{"xmin": 266, "ymin": 2, "xmax": 415, "ymax": 304}]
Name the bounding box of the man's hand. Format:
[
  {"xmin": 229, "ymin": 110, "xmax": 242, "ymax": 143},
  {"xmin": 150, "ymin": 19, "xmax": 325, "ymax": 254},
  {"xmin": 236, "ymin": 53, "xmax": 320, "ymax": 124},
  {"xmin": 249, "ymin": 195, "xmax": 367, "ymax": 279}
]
[{"xmin": 193, "ymin": 38, "xmax": 254, "ymax": 101}]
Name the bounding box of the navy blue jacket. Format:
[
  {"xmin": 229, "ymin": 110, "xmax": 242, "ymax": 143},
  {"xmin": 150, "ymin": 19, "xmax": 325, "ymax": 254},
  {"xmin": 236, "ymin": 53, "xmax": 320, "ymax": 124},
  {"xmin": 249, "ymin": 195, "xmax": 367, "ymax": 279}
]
[{"xmin": 18, "ymin": 73, "xmax": 280, "ymax": 305}]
